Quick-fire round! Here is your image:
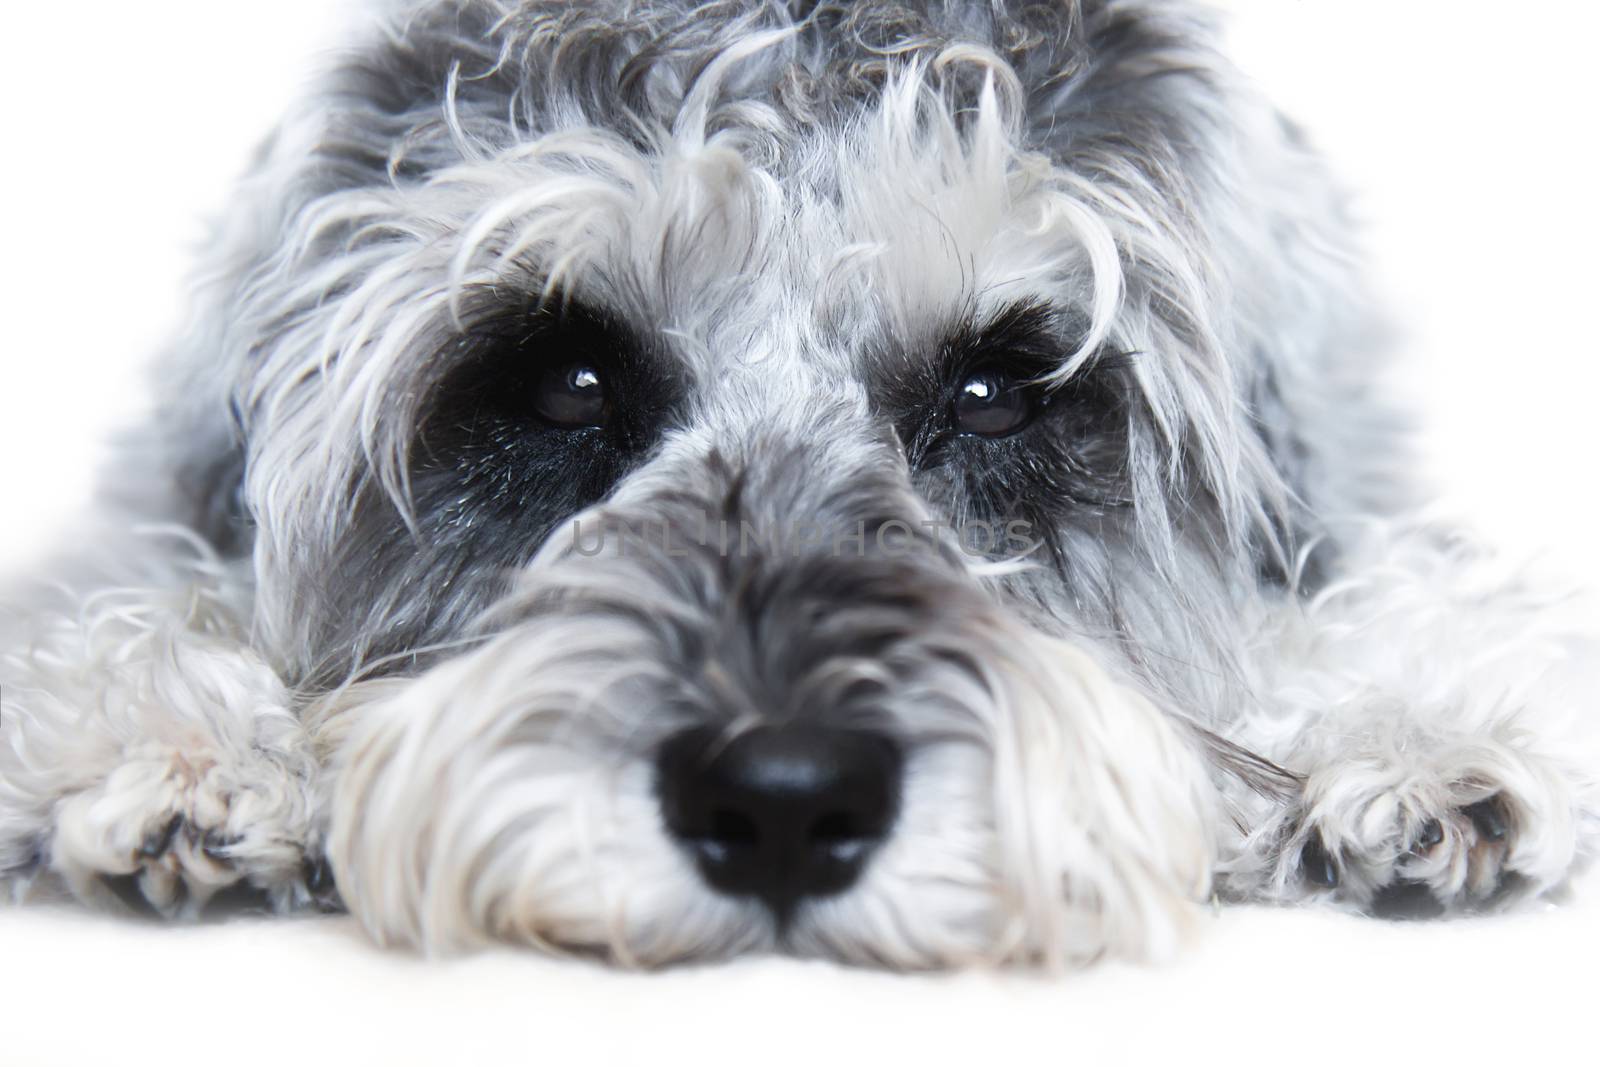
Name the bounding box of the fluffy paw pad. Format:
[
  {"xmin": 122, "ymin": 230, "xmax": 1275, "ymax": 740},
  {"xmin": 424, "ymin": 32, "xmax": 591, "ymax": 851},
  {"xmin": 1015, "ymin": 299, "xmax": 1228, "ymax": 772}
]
[
  {"xmin": 48, "ymin": 744, "xmax": 320, "ymax": 919},
  {"xmin": 1293, "ymin": 789, "xmax": 1553, "ymax": 918}
]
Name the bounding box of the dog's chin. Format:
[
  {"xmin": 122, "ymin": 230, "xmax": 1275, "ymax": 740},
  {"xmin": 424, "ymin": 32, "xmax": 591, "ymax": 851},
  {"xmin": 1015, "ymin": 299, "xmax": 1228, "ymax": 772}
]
[{"xmin": 321, "ymin": 556, "xmax": 1218, "ymax": 969}]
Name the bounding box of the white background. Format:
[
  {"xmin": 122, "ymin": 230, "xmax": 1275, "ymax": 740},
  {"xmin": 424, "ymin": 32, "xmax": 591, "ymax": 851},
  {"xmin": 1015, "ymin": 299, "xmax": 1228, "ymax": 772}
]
[{"xmin": 1, "ymin": 2, "xmax": 1596, "ymax": 1064}]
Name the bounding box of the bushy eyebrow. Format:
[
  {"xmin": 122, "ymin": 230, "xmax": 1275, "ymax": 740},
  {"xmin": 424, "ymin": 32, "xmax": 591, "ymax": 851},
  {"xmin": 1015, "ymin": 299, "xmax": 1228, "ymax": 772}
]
[
  {"xmin": 936, "ymin": 301, "xmax": 1068, "ymax": 383},
  {"xmin": 886, "ymin": 299, "xmax": 1120, "ymax": 401}
]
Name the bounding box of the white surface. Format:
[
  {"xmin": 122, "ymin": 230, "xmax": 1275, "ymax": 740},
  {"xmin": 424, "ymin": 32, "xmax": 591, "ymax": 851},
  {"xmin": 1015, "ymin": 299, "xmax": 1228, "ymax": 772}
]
[
  {"xmin": 1, "ymin": 885, "xmax": 1596, "ymax": 1065},
  {"xmin": 1, "ymin": 3, "xmax": 1597, "ymax": 1065}
]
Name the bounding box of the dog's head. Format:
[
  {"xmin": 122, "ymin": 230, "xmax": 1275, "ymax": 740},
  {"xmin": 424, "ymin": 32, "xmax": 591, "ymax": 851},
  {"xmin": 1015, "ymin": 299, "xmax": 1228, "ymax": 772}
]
[{"xmin": 199, "ymin": 0, "xmax": 1327, "ymax": 966}]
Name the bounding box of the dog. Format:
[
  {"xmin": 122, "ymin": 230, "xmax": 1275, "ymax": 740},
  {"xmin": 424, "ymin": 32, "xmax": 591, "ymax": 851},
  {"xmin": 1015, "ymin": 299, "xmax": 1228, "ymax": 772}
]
[{"xmin": 1, "ymin": 0, "xmax": 1595, "ymax": 969}]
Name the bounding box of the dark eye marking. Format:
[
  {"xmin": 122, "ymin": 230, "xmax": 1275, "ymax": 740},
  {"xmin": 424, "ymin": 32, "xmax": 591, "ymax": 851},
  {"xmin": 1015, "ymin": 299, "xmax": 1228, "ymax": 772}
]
[
  {"xmin": 876, "ymin": 302, "xmax": 1137, "ymax": 528},
  {"xmin": 937, "ymin": 304, "xmax": 1064, "ymax": 441},
  {"xmin": 404, "ymin": 295, "xmax": 682, "ymax": 558},
  {"xmin": 887, "ymin": 302, "xmax": 1128, "ymax": 460},
  {"xmin": 424, "ymin": 297, "xmax": 668, "ymax": 457}
]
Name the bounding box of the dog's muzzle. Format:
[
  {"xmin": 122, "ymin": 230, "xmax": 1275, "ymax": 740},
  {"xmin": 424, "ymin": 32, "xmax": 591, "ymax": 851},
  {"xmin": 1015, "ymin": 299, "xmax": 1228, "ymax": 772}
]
[{"xmin": 656, "ymin": 724, "xmax": 903, "ymax": 920}]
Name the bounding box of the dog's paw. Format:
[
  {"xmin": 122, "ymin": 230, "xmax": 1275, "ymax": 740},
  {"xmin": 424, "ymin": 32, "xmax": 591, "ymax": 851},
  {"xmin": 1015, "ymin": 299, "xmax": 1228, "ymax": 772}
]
[
  {"xmin": 48, "ymin": 739, "xmax": 327, "ymax": 918},
  {"xmin": 1282, "ymin": 738, "xmax": 1582, "ymax": 917}
]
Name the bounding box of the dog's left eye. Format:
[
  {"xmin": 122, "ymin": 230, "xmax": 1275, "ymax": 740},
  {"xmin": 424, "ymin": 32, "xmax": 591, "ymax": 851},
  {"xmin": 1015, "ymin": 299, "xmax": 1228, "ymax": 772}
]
[
  {"xmin": 533, "ymin": 361, "xmax": 611, "ymax": 429},
  {"xmin": 952, "ymin": 370, "xmax": 1037, "ymax": 437}
]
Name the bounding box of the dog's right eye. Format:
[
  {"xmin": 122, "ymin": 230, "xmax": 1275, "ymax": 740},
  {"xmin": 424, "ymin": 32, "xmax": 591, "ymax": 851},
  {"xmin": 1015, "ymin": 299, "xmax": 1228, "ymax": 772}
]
[{"xmin": 533, "ymin": 361, "xmax": 611, "ymax": 429}]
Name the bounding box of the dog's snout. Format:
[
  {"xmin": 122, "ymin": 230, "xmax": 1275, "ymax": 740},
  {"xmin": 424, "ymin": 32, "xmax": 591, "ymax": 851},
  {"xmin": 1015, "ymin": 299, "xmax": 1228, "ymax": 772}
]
[{"xmin": 655, "ymin": 726, "xmax": 902, "ymax": 920}]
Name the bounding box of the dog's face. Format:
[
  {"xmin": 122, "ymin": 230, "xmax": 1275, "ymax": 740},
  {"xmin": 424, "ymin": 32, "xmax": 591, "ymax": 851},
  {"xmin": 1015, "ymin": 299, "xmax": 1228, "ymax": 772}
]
[{"xmin": 214, "ymin": 2, "xmax": 1297, "ymax": 966}]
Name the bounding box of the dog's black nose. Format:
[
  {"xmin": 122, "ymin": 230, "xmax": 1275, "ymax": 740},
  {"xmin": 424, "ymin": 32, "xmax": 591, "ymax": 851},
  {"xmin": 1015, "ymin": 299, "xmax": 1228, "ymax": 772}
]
[{"xmin": 656, "ymin": 726, "xmax": 902, "ymax": 920}]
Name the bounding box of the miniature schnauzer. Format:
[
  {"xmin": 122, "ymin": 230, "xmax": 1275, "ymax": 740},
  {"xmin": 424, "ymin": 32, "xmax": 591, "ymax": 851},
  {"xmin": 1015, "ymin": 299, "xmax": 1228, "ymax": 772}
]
[{"xmin": 2, "ymin": 0, "xmax": 1595, "ymax": 968}]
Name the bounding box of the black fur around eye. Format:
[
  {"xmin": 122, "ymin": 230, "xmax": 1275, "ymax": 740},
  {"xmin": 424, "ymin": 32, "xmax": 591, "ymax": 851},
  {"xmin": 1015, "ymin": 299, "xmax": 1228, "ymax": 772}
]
[
  {"xmin": 534, "ymin": 361, "xmax": 611, "ymax": 429},
  {"xmin": 879, "ymin": 303, "xmax": 1136, "ymax": 529},
  {"xmin": 952, "ymin": 369, "xmax": 1038, "ymax": 437}
]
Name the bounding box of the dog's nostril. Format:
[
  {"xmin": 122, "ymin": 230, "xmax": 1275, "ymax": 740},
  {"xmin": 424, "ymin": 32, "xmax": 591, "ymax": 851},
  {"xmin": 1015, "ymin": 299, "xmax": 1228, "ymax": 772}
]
[
  {"xmin": 708, "ymin": 808, "xmax": 759, "ymax": 844},
  {"xmin": 807, "ymin": 810, "xmax": 879, "ymax": 867},
  {"xmin": 808, "ymin": 811, "xmax": 860, "ymax": 843},
  {"xmin": 655, "ymin": 725, "xmax": 903, "ymax": 920}
]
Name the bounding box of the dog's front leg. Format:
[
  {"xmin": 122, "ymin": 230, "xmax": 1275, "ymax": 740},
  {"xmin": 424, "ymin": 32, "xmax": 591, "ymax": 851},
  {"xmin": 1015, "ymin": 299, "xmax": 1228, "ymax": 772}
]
[
  {"xmin": 1219, "ymin": 524, "xmax": 1598, "ymax": 915},
  {"xmin": 0, "ymin": 534, "xmax": 324, "ymax": 916}
]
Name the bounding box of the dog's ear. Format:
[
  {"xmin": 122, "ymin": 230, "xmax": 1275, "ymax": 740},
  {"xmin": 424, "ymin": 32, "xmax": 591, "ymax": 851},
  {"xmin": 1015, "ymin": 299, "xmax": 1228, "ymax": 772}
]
[
  {"xmin": 1019, "ymin": 1, "xmax": 1398, "ymax": 572},
  {"xmin": 305, "ymin": 3, "xmax": 518, "ymax": 191},
  {"xmin": 1021, "ymin": 1, "xmax": 1219, "ymax": 163},
  {"xmin": 304, "ymin": 0, "xmax": 699, "ymax": 193}
]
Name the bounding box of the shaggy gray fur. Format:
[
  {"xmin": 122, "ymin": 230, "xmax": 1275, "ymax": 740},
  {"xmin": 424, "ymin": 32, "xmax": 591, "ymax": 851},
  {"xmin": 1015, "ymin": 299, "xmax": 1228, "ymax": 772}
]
[{"xmin": 1, "ymin": 0, "xmax": 1593, "ymax": 968}]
